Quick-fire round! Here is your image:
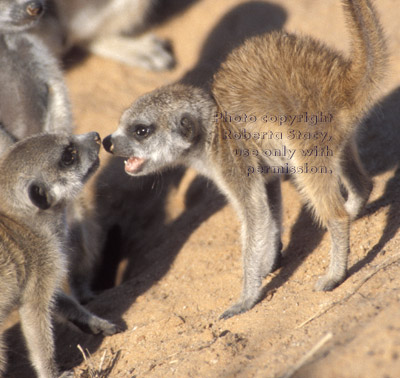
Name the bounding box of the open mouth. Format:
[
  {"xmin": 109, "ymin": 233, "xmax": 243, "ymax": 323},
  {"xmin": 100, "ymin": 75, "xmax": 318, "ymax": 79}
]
[{"xmin": 124, "ymin": 157, "xmax": 145, "ymax": 174}]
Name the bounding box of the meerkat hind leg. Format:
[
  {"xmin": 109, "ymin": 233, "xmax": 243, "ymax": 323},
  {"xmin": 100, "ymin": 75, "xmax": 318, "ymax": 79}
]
[
  {"xmin": 0, "ymin": 305, "xmax": 11, "ymax": 375},
  {"xmin": 294, "ymin": 174, "xmax": 350, "ymax": 291},
  {"xmin": 264, "ymin": 177, "xmax": 283, "ymax": 274},
  {"xmin": 220, "ymin": 177, "xmax": 281, "ymax": 319},
  {"xmin": 314, "ymin": 216, "xmax": 350, "ymax": 291},
  {"xmin": 341, "ymin": 140, "xmax": 373, "ymax": 220},
  {"xmin": 0, "ymin": 334, "xmax": 5, "ymax": 376},
  {"xmin": 19, "ymin": 298, "xmax": 65, "ymax": 378}
]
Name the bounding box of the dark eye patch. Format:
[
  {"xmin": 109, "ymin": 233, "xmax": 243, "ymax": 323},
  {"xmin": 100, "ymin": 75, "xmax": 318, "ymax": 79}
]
[
  {"xmin": 60, "ymin": 144, "xmax": 78, "ymax": 168},
  {"xmin": 180, "ymin": 116, "xmax": 190, "ymax": 128},
  {"xmin": 128, "ymin": 124, "xmax": 154, "ymax": 139}
]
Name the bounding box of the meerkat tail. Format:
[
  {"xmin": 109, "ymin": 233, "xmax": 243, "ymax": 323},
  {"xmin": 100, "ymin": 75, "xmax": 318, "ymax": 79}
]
[{"xmin": 342, "ymin": 0, "xmax": 388, "ymax": 110}]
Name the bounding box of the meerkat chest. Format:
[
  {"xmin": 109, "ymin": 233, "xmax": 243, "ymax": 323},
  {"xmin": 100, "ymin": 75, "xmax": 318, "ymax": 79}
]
[
  {"xmin": 0, "ymin": 215, "xmax": 67, "ymax": 304},
  {"xmin": 0, "ymin": 34, "xmax": 49, "ymax": 138}
]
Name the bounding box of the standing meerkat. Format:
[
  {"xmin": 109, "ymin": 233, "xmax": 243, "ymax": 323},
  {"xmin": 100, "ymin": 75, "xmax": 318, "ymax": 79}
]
[
  {"xmin": 0, "ymin": 0, "xmax": 102, "ymax": 304},
  {"xmin": 0, "ymin": 131, "xmax": 120, "ymax": 378},
  {"xmin": 103, "ymin": 0, "xmax": 387, "ymax": 318}
]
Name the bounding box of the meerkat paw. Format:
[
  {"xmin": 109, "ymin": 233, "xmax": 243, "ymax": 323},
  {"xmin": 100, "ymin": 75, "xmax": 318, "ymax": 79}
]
[
  {"xmin": 59, "ymin": 370, "xmax": 74, "ymax": 378},
  {"xmin": 88, "ymin": 315, "xmax": 123, "ymax": 336},
  {"xmin": 314, "ymin": 274, "xmax": 345, "ymax": 291},
  {"xmin": 132, "ymin": 34, "xmax": 175, "ymax": 71},
  {"xmin": 89, "ymin": 33, "xmax": 175, "ymax": 71},
  {"xmin": 220, "ymin": 304, "xmax": 247, "ymax": 320},
  {"xmin": 219, "ymin": 297, "xmax": 259, "ymax": 320}
]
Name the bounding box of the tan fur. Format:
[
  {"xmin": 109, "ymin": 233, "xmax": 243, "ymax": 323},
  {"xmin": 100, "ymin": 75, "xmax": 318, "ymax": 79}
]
[
  {"xmin": 0, "ymin": 132, "xmax": 121, "ymax": 377},
  {"xmin": 104, "ymin": 0, "xmax": 387, "ymax": 318}
]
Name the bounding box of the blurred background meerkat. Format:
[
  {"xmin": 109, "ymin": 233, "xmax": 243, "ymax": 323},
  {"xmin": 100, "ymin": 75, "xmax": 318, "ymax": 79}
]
[{"xmin": 36, "ymin": 0, "xmax": 175, "ymax": 70}]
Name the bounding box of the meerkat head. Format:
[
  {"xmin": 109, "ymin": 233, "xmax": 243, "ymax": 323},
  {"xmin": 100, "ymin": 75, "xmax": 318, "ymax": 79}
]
[
  {"xmin": 0, "ymin": 0, "xmax": 45, "ymax": 33},
  {"xmin": 103, "ymin": 84, "xmax": 215, "ymax": 176},
  {"xmin": 0, "ymin": 132, "xmax": 101, "ymax": 215}
]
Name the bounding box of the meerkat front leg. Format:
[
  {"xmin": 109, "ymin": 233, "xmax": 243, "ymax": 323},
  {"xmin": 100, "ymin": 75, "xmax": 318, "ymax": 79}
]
[
  {"xmin": 219, "ymin": 175, "xmax": 282, "ymax": 319},
  {"xmin": 44, "ymin": 77, "xmax": 73, "ymax": 135},
  {"xmin": 55, "ymin": 291, "xmax": 121, "ymax": 336},
  {"xmin": 25, "ymin": 35, "xmax": 73, "ymax": 135},
  {"xmin": 67, "ymin": 198, "xmax": 103, "ymax": 304}
]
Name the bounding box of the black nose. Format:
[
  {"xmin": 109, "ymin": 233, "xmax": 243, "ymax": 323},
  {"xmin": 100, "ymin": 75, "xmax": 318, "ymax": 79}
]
[
  {"xmin": 26, "ymin": 1, "xmax": 44, "ymax": 17},
  {"xmin": 91, "ymin": 132, "xmax": 101, "ymax": 144},
  {"xmin": 103, "ymin": 135, "xmax": 114, "ymax": 153}
]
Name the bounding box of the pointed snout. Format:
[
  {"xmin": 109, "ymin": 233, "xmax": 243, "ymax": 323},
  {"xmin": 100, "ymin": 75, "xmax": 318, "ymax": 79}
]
[
  {"xmin": 102, "ymin": 135, "xmax": 114, "ymax": 153},
  {"xmin": 26, "ymin": 1, "xmax": 44, "ymax": 17},
  {"xmin": 75, "ymin": 131, "xmax": 101, "ymax": 153},
  {"xmin": 92, "ymin": 131, "xmax": 101, "ymax": 145}
]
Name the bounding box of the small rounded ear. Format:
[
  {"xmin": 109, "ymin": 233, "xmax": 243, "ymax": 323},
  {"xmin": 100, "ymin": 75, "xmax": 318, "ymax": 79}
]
[
  {"xmin": 178, "ymin": 113, "xmax": 199, "ymax": 142},
  {"xmin": 28, "ymin": 182, "xmax": 52, "ymax": 210}
]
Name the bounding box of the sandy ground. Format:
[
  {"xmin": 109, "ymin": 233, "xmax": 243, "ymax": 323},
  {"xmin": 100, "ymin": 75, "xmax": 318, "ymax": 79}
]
[{"xmin": 4, "ymin": 0, "xmax": 400, "ymax": 377}]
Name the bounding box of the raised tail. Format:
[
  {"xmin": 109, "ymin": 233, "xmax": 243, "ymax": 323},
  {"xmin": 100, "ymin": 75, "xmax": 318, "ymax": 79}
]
[{"xmin": 342, "ymin": 0, "xmax": 388, "ymax": 111}]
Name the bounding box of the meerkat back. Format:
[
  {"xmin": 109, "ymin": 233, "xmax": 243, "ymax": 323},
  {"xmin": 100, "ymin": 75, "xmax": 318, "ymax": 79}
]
[
  {"xmin": 212, "ymin": 0, "xmax": 387, "ymax": 230},
  {"xmin": 213, "ymin": 23, "xmax": 385, "ymax": 144}
]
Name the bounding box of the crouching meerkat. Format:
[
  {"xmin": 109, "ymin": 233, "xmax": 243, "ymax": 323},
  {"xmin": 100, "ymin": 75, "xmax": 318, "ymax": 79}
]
[
  {"xmin": 35, "ymin": 0, "xmax": 175, "ymax": 70},
  {"xmin": 103, "ymin": 0, "xmax": 387, "ymax": 318},
  {"xmin": 0, "ymin": 131, "xmax": 120, "ymax": 377}
]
